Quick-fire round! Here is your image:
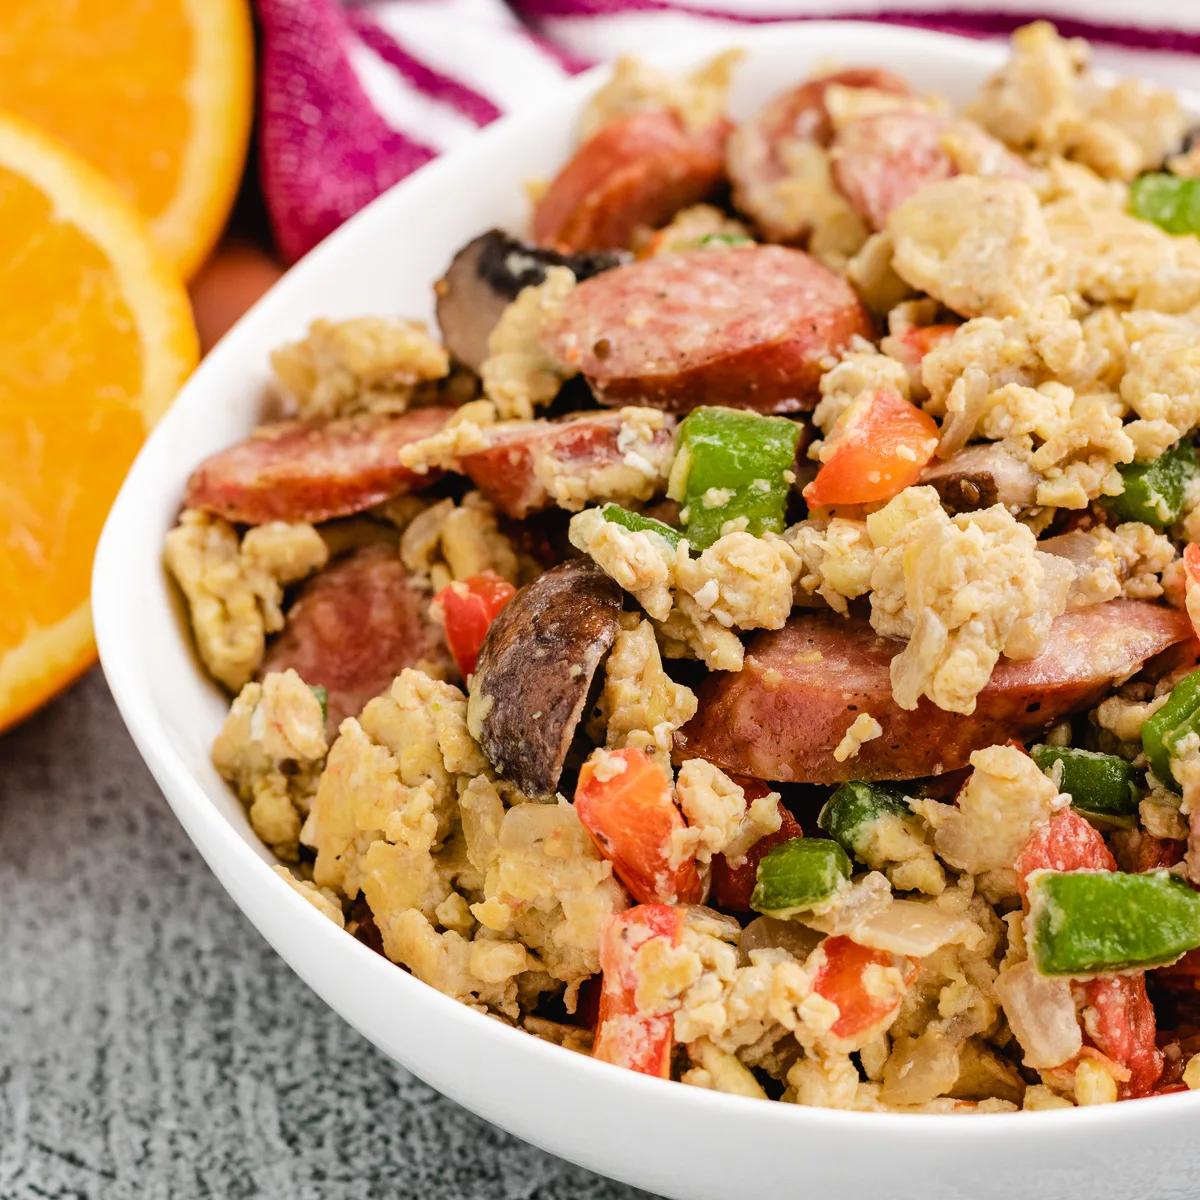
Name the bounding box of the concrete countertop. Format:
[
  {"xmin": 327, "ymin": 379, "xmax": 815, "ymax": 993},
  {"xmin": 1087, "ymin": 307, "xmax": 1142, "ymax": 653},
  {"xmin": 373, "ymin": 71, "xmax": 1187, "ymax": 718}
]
[{"xmin": 0, "ymin": 669, "xmax": 647, "ymax": 1200}]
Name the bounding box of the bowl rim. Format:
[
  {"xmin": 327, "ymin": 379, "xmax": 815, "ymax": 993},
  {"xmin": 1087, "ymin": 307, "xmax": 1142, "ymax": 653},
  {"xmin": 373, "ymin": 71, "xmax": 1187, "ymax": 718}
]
[{"xmin": 93, "ymin": 17, "xmax": 1200, "ymax": 1142}]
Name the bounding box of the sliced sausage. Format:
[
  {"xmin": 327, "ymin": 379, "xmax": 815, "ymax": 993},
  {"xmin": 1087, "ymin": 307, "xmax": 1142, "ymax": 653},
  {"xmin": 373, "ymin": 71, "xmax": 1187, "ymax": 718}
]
[
  {"xmin": 435, "ymin": 230, "xmax": 629, "ymax": 372},
  {"xmin": 468, "ymin": 559, "xmax": 622, "ymax": 797},
  {"xmin": 727, "ymin": 67, "xmax": 911, "ymax": 241},
  {"xmin": 185, "ymin": 407, "xmax": 454, "ymax": 525},
  {"xmin": 831, "ymin": 112, "xmax": 1031, "ymax": 232},
  {"xmin": 459, "ymin": 410, "xmax": 676, "ymax": 519},
  {"xmin": 753, "ymin": 68, "xmax": 913, "ymax": 159},
  {"xmin": 260, "ymin": 544, "xmax": 453, "ymax": 737},
  {"xmin": 676, "ymin": 601, "xmax": 1193, "ymax": 784},
  {"xmin": 541, "ymin": 245, "xmax": 873, "ymax": 414},
  {"xmin": 918, "ymin": 444, "xmax": 1040, "ymax": 514},
  {"xmin": 531, "ymin": 109, "xmax": 729, "ymax": 253}
]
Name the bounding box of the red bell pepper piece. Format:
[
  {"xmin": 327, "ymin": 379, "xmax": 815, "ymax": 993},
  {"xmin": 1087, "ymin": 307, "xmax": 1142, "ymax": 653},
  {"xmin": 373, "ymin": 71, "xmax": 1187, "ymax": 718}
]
[
  {"xmin": 1081, "ymin": 975, "xmax": 1164, "ymax": 1099},
  {"xmin": 576, "ymin": 747, "xmax": 703, "ymax": 905},
  {"xmin": 593, "ymin": 904, "xmax": 684, "ymax": 1077},
  {"xmin": 1017, "ymin": 811, "xmax": 1163, "ymax": 1097},
  {"xmin": 1015, "ymin": 809, "xmax": 1116, "ymax": 901},
  {"xmin": 803, "ymin": 387, "xmax": 939, "ymax": 508},
  {"xmin": 812, "ymin": 935, "xmax": 917, "ymax": 1044},
  {"xmin": 432, "ymin": 571, "xmax": 517, "ymax": 678}
]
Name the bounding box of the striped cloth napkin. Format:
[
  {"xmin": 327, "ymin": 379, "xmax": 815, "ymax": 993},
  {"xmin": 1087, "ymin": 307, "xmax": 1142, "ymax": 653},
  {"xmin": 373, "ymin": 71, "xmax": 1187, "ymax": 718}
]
[{"xmin": 256, "ymin": 0, "xmax": 1200, "ymax": 263}]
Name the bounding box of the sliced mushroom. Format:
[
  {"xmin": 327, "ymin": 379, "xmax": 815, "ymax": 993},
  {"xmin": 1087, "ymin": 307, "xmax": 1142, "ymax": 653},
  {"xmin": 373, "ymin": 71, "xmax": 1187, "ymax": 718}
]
[
  {"xmin": 434, "ymin": 229, "xmax": 630, "ymax": 372},
  {"xmin": 918, "ymin": 444, "xmax": 1039, "ymax": 514},
  {"xmin": 467, "ymin": 558, "xmax": 622, "ymax": 796}
]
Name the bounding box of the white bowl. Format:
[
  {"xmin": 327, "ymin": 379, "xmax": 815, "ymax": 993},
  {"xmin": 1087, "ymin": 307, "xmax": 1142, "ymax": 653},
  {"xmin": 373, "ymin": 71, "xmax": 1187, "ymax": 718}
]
[{"xmin": 94, "ymin": 22, "xmax": 1200, "ymax": 1200}]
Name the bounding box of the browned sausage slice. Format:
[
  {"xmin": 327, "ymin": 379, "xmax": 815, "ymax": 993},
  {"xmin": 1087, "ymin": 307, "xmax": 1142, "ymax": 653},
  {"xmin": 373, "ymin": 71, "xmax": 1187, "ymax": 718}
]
[
  {"xmin": 260, "ymin": 544, "xmax": 453, "ymax": 737},
  {"xmin": 831, "ymin": 112, "xmax": 1031, "ymax": 232},
  {"xmin": 185, "ymin": 407, "xmax": 454, "ymax": 525},
  {"xmin": 468, "ymin": 559, "xmax": 622, "ymax": 797},
  {"xmin": 676, "ymin": 601, "xmax": 1193, "ymax": 784},
  {"xmin": 727, "ymin": 67, "xmax": 911, "ymax": 242},
  {"xmin": 541, "ymin": 245, "xmax": 873, "ymax": 413},
  {"xmin": 458, "ymin": 411, "xmax": 676, "ymax": 519},
  {"xmin": 532, "ymin": 109, "xmax": 729, "ymax": 253}
]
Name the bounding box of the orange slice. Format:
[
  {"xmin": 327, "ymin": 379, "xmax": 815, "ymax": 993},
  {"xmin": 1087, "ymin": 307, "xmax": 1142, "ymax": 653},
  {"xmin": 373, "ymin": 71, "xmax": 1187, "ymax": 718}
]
[
  {"xmin": 0, "ymin": 112, "xmax": 199, "ymax": 733},
  {"xmin": 0, "ymin": 0, "xmax": 254, "ymax": 280}
]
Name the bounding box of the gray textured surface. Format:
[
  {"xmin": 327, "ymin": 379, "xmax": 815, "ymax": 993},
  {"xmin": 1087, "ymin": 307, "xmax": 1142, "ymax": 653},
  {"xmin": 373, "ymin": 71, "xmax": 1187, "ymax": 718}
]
[{"xmin": 0, "ymin": 669, "xmax": 647, "ymax": 1200}]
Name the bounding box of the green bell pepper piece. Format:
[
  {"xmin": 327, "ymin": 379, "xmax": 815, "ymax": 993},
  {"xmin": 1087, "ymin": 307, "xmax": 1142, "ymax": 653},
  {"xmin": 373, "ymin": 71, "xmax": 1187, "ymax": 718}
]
[
  {"xmin": 750, "ymin": 837, "xmax": 852, "ymax": 918},
  {"xmin": 1142, "ymin": 667, "xmax": 1200, "ymax": 790},
  {"xmin": 1130, "ymin": 173, "xmax": 1200, "ymax": 236},
  {"xmin": 699, "ymin": 233, "xmax": 754, "ymax": 247},
  {"xmin": 1105, "ymin": 439, "xmax": 1196, "ymax": 528},
  {"xmin": 673, "ymin": 407, "xmax": 800, "ymax": 550},
  {"xmin": 1028, "ymin": 869, "xmax": 1200, "ymax": 974},
  {"xmin": 311, "ymin": 685, "xmax": 328, "ymax": 724},
  {"xmin": 818, "ymin": 781, "xmax": 911, "ymax": 858},
  {"xmin": 599, "ymin": 503, "xmax": 681, "ymax": 548},
  {"xmin": 1029, "ymin": 745, "xmax": 1139, "ymax": 828}
]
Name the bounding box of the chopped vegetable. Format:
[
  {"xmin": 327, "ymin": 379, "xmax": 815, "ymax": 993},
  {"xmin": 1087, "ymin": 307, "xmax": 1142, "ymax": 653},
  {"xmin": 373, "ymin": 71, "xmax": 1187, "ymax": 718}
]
[
  {"xmin": 750, "ymin": 837, "xmax": 852, "ymax": 918},
  {"xmin": 1016, "ymin": 809, "xmax": 1115, "ymax": 902},
  {"xmin": 1184, "ymin": 543, "xmax": 1200, "ymax": 639},
  {"xmin": 811, "ymin": 935, "xmax": 917, "ymax": 1044},
  {"xmin": 818, "ymin": 780, "xmax": 910, "ymax": 859},
  {"xmin": 593, "ymin": 904, "xmax": 684, "ymax": 1077},
  {"xmin": 310, "ymin": 684, "xmax": 328, "ymax": 724},
  {"xmin": 433, "ymin": 571, "xmax": 518, "ymax": 679},
  {"xmin": 1130, "ymin": 172, "xmax": 1200, "ymax": 235},
  {"xmin": 1028, "ymin": 869, "xmax": 1200, "ymax": 975},
  {"xmin": 599, "ymin": 502, "xmax": 681, "ymax": 547},
  {"xmin": 710, "ymin": 778, "xmax": 803, "ymax": 911},
  {"xmin": 1105, "ymin": 439, "xmax": 1197, "ymax": 528},
  {"xmin": 672, "ymin": 406, "xmax": 800, "ymax": 550},
  {"xmin": 1081, "ymin": 974, "xmax": 1163, "ymax": 1099},
  {"xmin": 576, "ymin": 747, "xmax": 703, "ymax": 905},
  {"xmin": 699, "ymin": 232, "xmax": 754, "ymax": 247},
  {"xmin": 1029, "ymin": 745, "xmax": 1139, "ymax": 828},
  {"xmin": 1141, "ymin": 666, "xmax": 1200, "ymax": 789},
  {"xmin": 803, "ymin": 388, "xmax": 938, "ymax": 508}
]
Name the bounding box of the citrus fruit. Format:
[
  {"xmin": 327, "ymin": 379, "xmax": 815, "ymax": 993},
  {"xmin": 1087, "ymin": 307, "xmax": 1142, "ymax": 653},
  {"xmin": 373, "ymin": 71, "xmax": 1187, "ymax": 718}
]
[
  {"xmin": 0, "ymin": 0, "xmax": 254, "ymax": 280},
  {"xmin": 0, "ymin": 112, "xmax": 199, "ymax": 733}
]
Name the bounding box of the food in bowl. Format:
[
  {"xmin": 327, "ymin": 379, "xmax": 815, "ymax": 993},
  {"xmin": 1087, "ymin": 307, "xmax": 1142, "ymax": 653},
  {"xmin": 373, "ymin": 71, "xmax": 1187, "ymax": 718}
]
[{"xmin": 164, "ymin": 22, "xmax": 1200, "ymax": 1113}]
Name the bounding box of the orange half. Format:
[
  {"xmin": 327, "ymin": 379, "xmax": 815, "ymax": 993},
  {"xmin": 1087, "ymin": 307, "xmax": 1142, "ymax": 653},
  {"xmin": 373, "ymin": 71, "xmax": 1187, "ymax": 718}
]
[
  {"xmin": 0, "ymin": 0, "xmax": 254, "ymax": 280},
  {"xmin": 0, "ymin": 112, "xmax": 199, "ymax": 733}
]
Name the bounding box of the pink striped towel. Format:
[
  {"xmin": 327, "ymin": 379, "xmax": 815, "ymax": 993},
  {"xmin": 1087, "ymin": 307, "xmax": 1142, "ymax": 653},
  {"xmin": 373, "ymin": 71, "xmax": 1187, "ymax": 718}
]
[{"xmin": 256, "ymin": 0, "xmax": 1200, "ymax": 263}]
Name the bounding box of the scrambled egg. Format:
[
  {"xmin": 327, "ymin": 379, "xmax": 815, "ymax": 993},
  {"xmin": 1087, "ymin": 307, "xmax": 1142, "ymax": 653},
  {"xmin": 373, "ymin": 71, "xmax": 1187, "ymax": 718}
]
[
  {"xmin": 165, "ymin": 510, "xmax": 328, "ymax": 691},
  {"xmin": 577, "ymin": 50, "xmax": 739, "ymax": 141},
  {"xmin": 866, "ymin": 487, "xmax": 1073, "ymax": 714},
  {"xmin": 966, "ymin": 22, "xmax": 1185, "ymax": 181},
  {"xmin": 212, "ymin": 669, "xmax": 329, "ymax": 859},
  {"xmin": 270, "ymin": 317, "xmax": 449, "ymax": 419},
  {"xmin": 934, "ymin": 744, "xmax": 1066, "ymax": 897},
  {"xmin": 671, "ymin": 759, "xmax": 783, "ymax": 866},
  {"xmin": 399, "ymin": 491, "xmax": 522, "ymax": 593},
  {"xmin": 889, "ymin": 177, "xmax": 1062, "ymax": 319},
  {"xmin": 569, "ymin": 509, "xmax": 800, "ymax": 672},
  {"xmin": 784, "ymin": 516, "xmax": 875, "ymax": 614},
  {"xmin": 480, "ymin": 266, "xmax": 579, "ymax": 420},
  {"xmin": 589, "ymin": 616, "xmax": 698, "ymax": 770}
]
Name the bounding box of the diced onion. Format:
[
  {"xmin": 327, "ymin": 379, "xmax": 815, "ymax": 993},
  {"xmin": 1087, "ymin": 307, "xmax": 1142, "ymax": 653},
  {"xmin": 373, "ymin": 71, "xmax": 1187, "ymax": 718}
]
[
  {"xmin": 881, "ymin": 1032, "xmax": 961, "ymax": 1106},
  {"xmin": 737, "ymin": 916, "xmax": 824, "ymax": 965},
  {"xmin": 993, "ymin": 960, "xmax": 1082, "ymax": 1069},
  {"xmin": 849, "ymin": 899, "xmax": 983, "ymax": 957},
  {"xmin": 802, "ymin": 871, "xmax": 892, "ymax": 934},
  {"xmin": 936, "ymin": 366, "xmax": 988, "ymax": 458}
]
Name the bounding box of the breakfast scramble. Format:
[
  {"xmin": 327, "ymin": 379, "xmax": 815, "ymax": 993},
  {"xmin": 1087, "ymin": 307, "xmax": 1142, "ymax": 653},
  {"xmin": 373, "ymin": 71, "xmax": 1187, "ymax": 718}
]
[{"xmin": 167, "ymin": 24, "xmax": 1200, "ymax": 1112}]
